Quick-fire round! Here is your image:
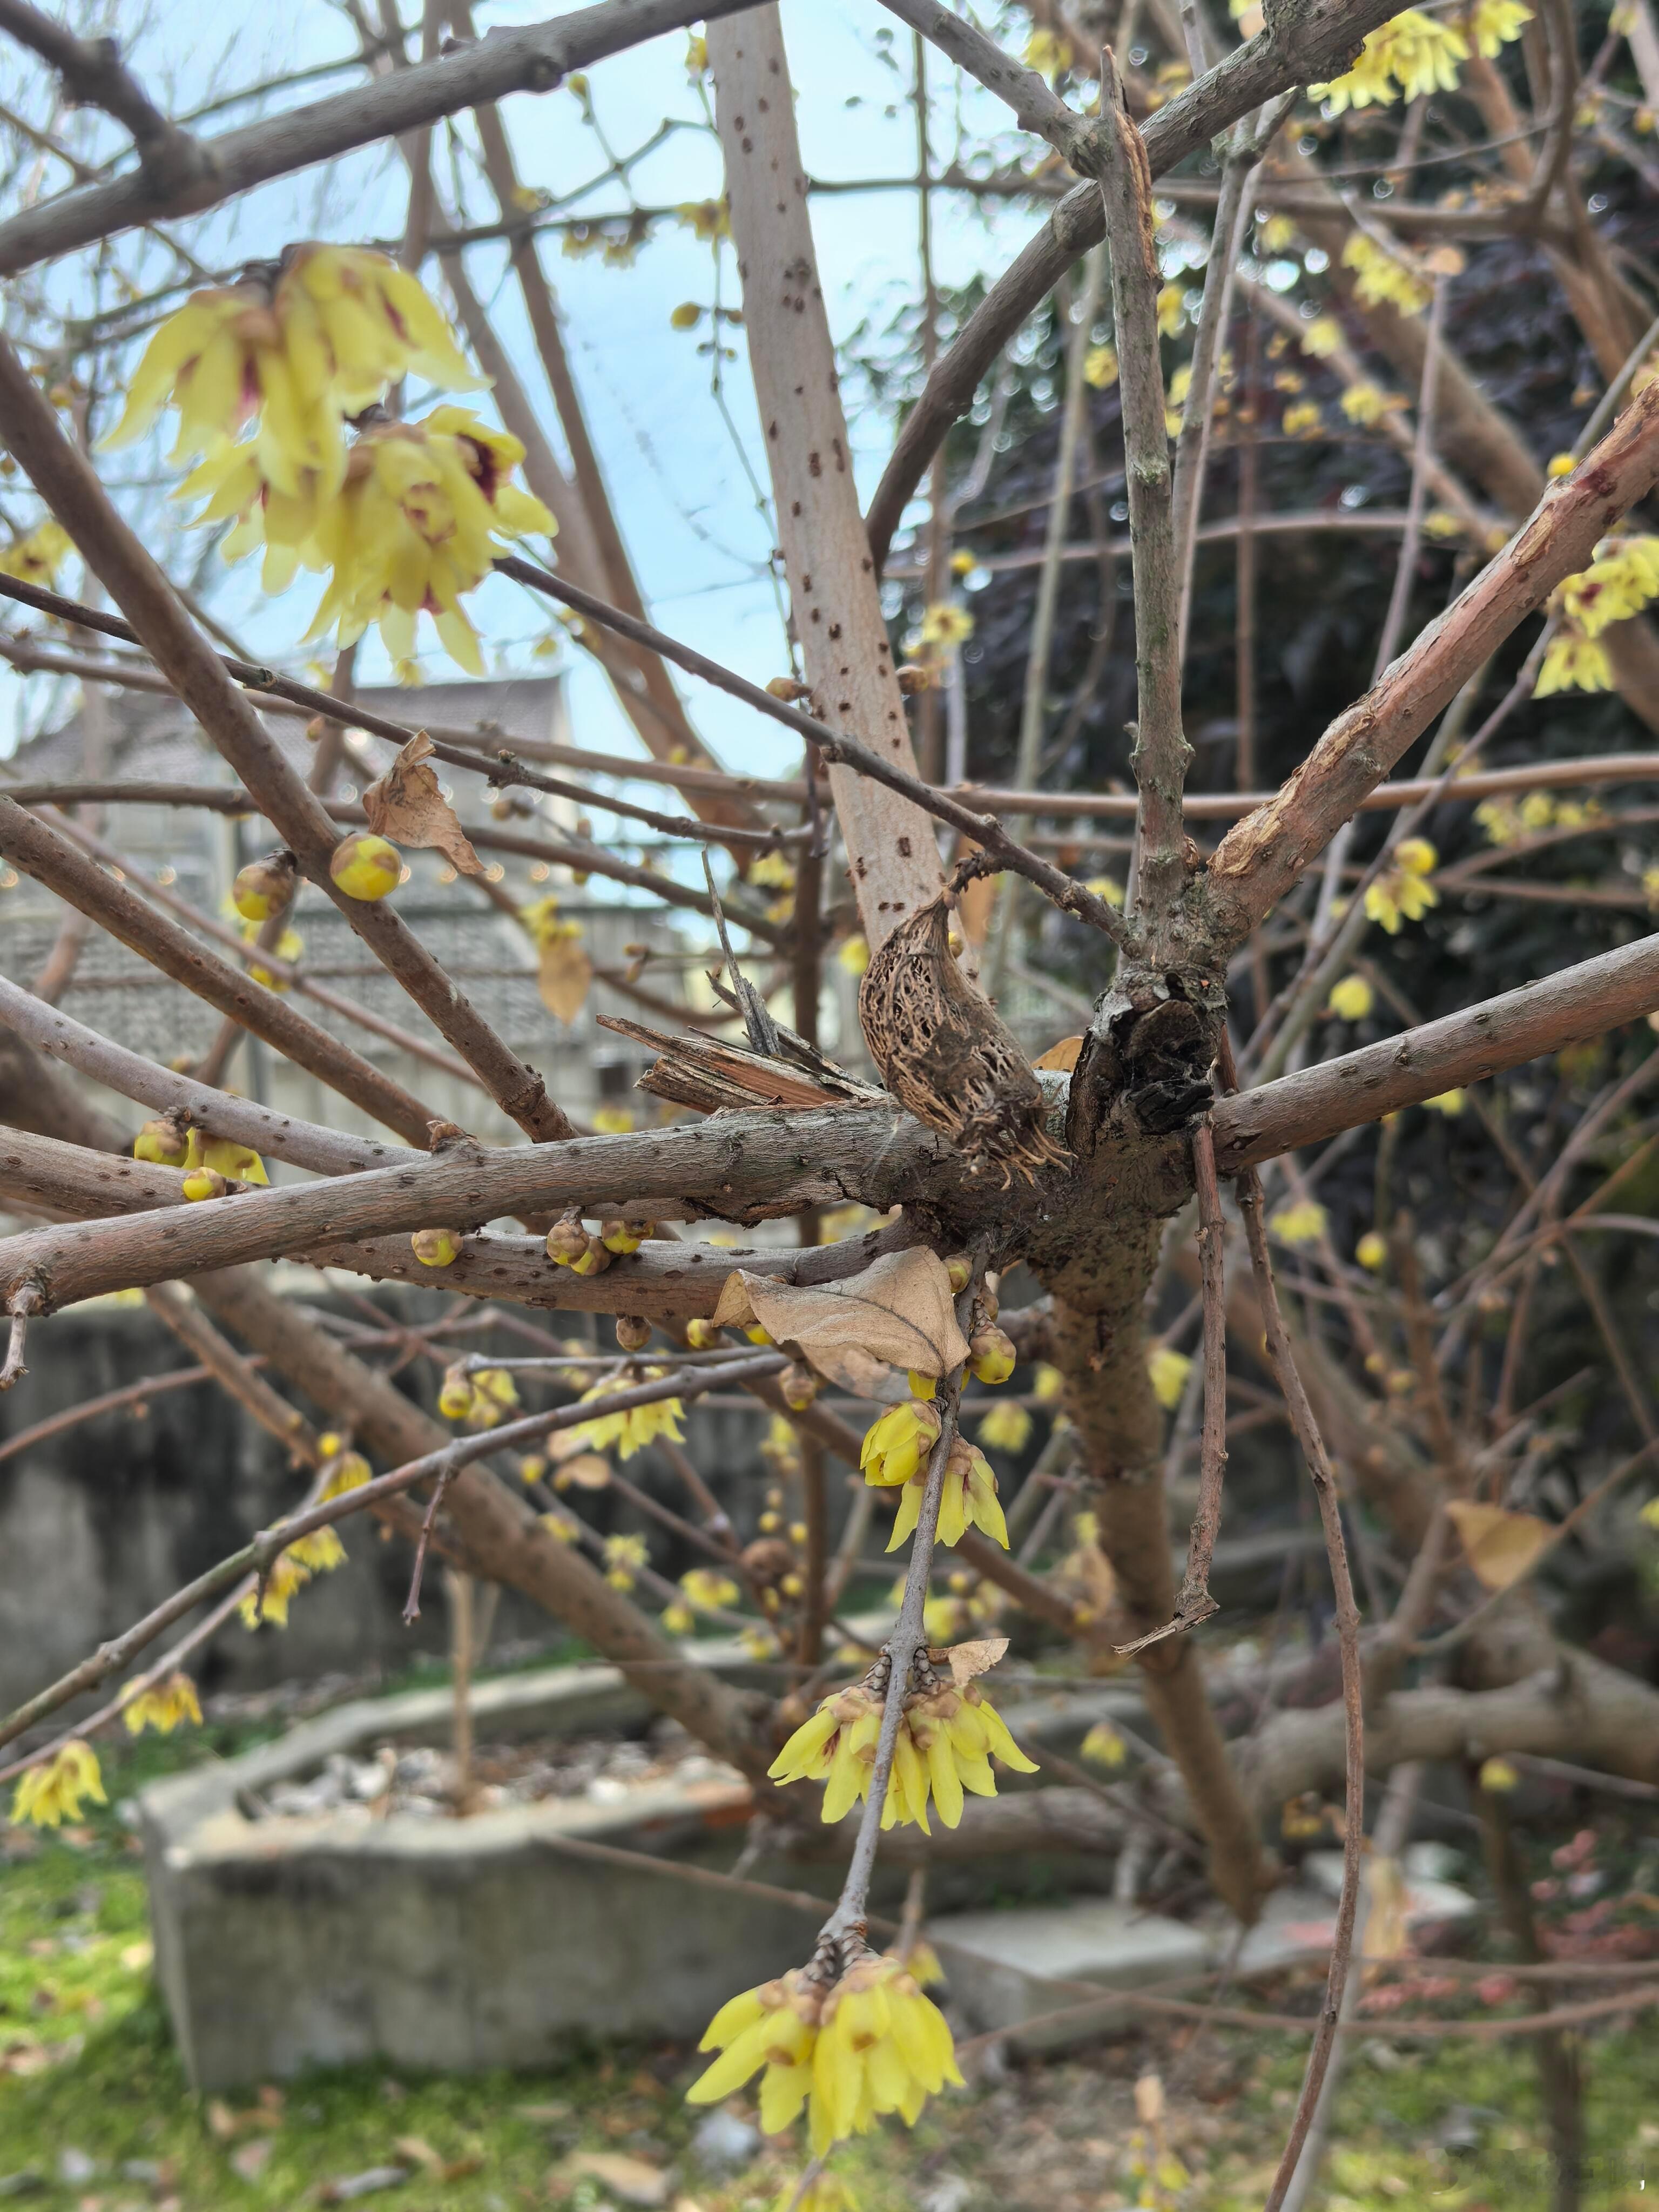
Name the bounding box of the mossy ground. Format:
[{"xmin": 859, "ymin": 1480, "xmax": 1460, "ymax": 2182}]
[{"xmin": 3, "ymin": 1735, "xmax": 1653, "ymax": 2211}]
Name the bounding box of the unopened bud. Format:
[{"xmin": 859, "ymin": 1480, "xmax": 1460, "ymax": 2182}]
[
  {"xmin": 780, "ymin": 1363, "xmax": 818, "ymax": 1411},
  {"xmin": 945, "ymin": 1255, "xmax": 972, "ymax": 1294},
  {"xmin": 232, "ymin": 849, "xmax": 298, "ymax": 922},
  {"xmin": 969, "ymin": 1325, "xmax": 1017, "ymax": 1387},
  {"xmin": 685, "ymin": 1317, "xmax": 721, "ymax": 1350},
  {"xmin": 570, "ymin": 1234, "xmax": 613, "ymax": 1277},
  {"xmin": 411, "ymin": 1228, "xmax": 460, "ymax": 1267},
  {"xmin": 765, "ymin": 675, "xmax": 812, "ymax": 702},
  {"xmin": 895, "ymin": 663, "xmax": 932, "ymax": 695},
  {"xmin": 545, "ymin": 1214, "xmax": 588, "ymax": 1266},
  {"xmin": 615, "ymin": 1314, "xmax": 652, "ymax": 1352}
]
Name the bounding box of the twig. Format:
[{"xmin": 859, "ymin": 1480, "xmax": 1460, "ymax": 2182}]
[
  {"xmin": 1172, "ymin": 1122, "xmax": 1228, "ymax": 1629},
  {"xmin": 1228, "ymin": 1034, "xmax": 1365, "ymax": 2212},
  {"xmin": 0, "ymin": 0, "xmax": 209, "ymax": 190},
  {"xmin": 404, "ymin": 1466, "xmax": 458, "ymax": 1623},
  {"xmin": 1096, "ymin": 49, "xmax": 1190, "ymax": 944},
  {"xmin": 496, "ymin": 555, "xmax": 1139, "ymax": 954},
  {"xmin": 1, "ymin": 1282, "xmax": 37, "ymax": 1390}
]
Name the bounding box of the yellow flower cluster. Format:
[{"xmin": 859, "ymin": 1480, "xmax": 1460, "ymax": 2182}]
[
  {"xmin": 1312, "ymin": 4, "xmax": 1525, "ymax": 111},
  {"xmin": 977, "ymin": 1399, "xmax": 1032, "ymax": 1453},
  {"xmin": 573, "ymin": 1372, "xmax": 685, "ymax": 1460},
  {"xmin": 1365, "ymin": 836, "xmax": 1439, "ymax": 932},
  {"xmin": 1534, "ymin": 633, "xmax": 1614, "ymax": 697},
  {"xmin": 1475, "ymin": 788, "xmax": 1598, "ymax": 845},
  {"xmin": 0, "ymin": 518, "xmax": 72, "ymax": 587},
  {"xmin": 1147, "ymin": 1344, "xmax": 1192, "ymax": 1411},
  {"xmin": 770, "ymin": 1676, "xmax": 1037, "ymax": 1832},
  {"xmin": 687, "ymin": 1951, "xmax": 961, "ymax": 2155},
  {"xmin": 239, "ymin": 1520, "xmax": 348, "ymax": 1629},
  {"xmin": 1554, "ymin": 536, "xmax": 1659, "ymax": 663},
  {"xmin": 518, "ymin": 894, "xmax": 585, "ymax": 950},
  {"xmin": 1327, "ymin": 973, "xmax": 1374, "ymax": 1021},
  {"xmin": 1083, "ymin": 341, "xmax": 1119, "ymax": 390},
  {"xmin": 11, "ymin": 1741, "xmax": 105, "ymax": 1828},
  {"xmin": 861, "ymin": 1399, "xmax": 942, "ymax": 1488},
  {"xmin": 123, "ymin": 1671, "xmax": 203, "ymax": 1736},
  {"xmin": 318, "ymin": 1437, "xmax": 373, "ymax": 1501},
  {"xmin": 1269, "ymin": 1199, "xmax": 1329, "ymax": 1249},
  {"xmin": 1341, "ymin": 234, "xmax": 1431, "ymax": 318},
  {"xmin": 437, "ymin": 1364, "xmax": 520, "ymax": 1429},
  {"xmin": 1341, "ymin": 381, "xmax": 1402, "ymax": 428},
  {"xmin": 919, "ymin": 602, "xmax": 973, "ymax": 647},
  {"xmin": 603, "ymin": 1532, "xmax": 649, "ymax": 1590},
  {"xmin": 1023, "ymin": 26, "xmax": 1073, "ymax": 75},
  {"xmin": 884, "ymin": 1438, "xmax": 1009, "ymax": 1552}
]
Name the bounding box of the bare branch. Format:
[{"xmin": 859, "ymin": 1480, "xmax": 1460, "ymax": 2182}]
[
  {"xmin": 1096, "ymin": 49, "xmax": 1190, "ymax": 944},
  {"xmin": 0, "ymin": 0, "xmax": 210, "ymax": 192},
  {"xmin": 1212, "ymin": 929, "xmax": 1659, "ymax": 1172},
  {"xmin": 0, "ymin": 0, "xmax": 754, "ymax": 276}
]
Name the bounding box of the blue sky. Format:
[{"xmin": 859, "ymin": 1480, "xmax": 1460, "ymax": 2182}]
[{"xmin": 0, "ymin": 1, "xmax": 1044, "ymax": 799}]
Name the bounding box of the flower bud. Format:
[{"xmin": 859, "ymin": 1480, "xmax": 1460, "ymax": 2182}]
[
  {"xmin": 232, "ymin": 849, "xmax": 297, "ymax": 922},
  {"xmin": 328, "ymin": 831, "xmax": 402, "ymax": 902},
  {"xmin": 685, "ymin": 1317, "xmax": 720, "ymax": 1350},
  {"xmin": 780, "ymin": 1363, "xmax": 818, "ymax": 1411},
  {"xmin": 181, "ymin": 1166, "xmax": 228, "ymax": 1202},
  {"xmin": 134, "ymin": 1115, "xmax": 189, "ymax": 1168},
  {"xmin": 602, "ymin": 1216, "xmax": 650, "ymax": 1255},
  {"xmin": 411, "ymin": 1228, "xmax": 460, "ymax": 1267},
  {"xmin": 969, "ymin": 1326, "xmax": 1016, "ymax": 1387},
  {"xmin": 745, "ymin": 1323, "xmax": 775, "ymax": 1346},
  {"xmin": 570, "ymin": 1234, "xmax": 613, "ymax": 1276},
  {"xmin": 437, "ymin": 1371, "xmax": 474, "ymax": 1421},
  {"xmin": 615, "ymin": 1315, "xmax": 651, "ymax": 1353},
  {"xmin": 544, "ymin": 1215, "xmax": 589, "ymax": 1266},
  {"xmin": 945, "ymin": 1255, "xmax": 972, "ymax": 1294}
]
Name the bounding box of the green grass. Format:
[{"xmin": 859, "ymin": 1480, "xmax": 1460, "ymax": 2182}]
[{"xmin": 3, "ymin": 1738, "xmax": 1654, "ymax": 2210}]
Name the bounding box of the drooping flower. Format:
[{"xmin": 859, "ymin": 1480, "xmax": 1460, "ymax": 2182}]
[
  {"xmin": 1469, "ymin": 0, "xmax": 1533, "ymax": 56},
  {"xmin": 1269, "ymin": 1199, "xmax": 1329, "ymax": 1249},
  {"xmin": 0, "ymin": 519, "xmax": 73, "ymax": 587},
  {"xmin": 1557, "ymin": 536, "xmax": 1659, "ymax": 638},
  {"xmin": 885, "ymin": 1438, "xmax": 1008, "ymax": 1553},
  {"xmin": 122, "ymin": 1671, "xmax": 203, "ymax": 1736},
  {"xmin": 1081, "ymin": 1719, "xmax": 1128, "ymax": 1769},
  {"xmin": 686, "ymin": 1970, "xmax": 825, "ymax": 2135},
  {"xmin": 1534, "ymin": 631, "xmax": 1613, "ymax": 697},
  {"xmin": 1148, "ymin": 1344, "xmax": 1192, "ymax": 1410},
  {"xmin": 1365, "ymin": 837, "xmax": 1439, "ymax": 933},
  {"xmin": 319, "ymin": 1446, "xmax": 372, "ymax": 1501},
  {"xmin": 771, "ymin": 1683, "xmax": 885, "ymax": 1820},
  {"xmin": 1340, "ymin": 381, "xmax": 1398, "ymax": 428},
  {"xmin": 1023, "ymin": 26, "xmax": 1073, "ymax": 75},
  {"xmin": 770, "ymin": 1676, "xmax": 1035, "ymax": 1832},
  {"xmin": 860, "ymin": 1399, "xmax": 943, "ymax": 1491},
  {"xmin": 679, "ymin": 1568, "xmax": 741, "ymax": 1614},
  {"xmin": 919, "ymin": 602, "xmax": 973, "ymax": 647},
  {"xmin": 1311, "ymin": 10, "xmax": 1470, "ymax": 110},
  {"xmin": 238, "ymin": 1546, "xmax": 312, "ymax": 1629},
  {"xmin": 287, "ymin": 1525, "xmax": 346, "ymax": 1574},
  {"xmin": 10, "ymin": 1741, "xmax": 106, "ymax": 1828},
  {"xmin": 809, "ymin": 1952, "xmax": 963, "ymax": 2150},
  {"xmin": 181, "ymin": 1128, "xmax": 267, "ymax": 1188},
  {"xmin": 1340, "ymin": 234, "xmax": 1431, "ymax": 317},
  {"xmin": 977, "ymin": 1400, "xmax": 1033, "ymax": 1454},
  {"xmin": 573, "ymin": 1370, "xmax": 685, "ymax": 1460},
  {"xmin": 1327, "ymin": 973, "xmax": 1374, "ymax": 1021}
]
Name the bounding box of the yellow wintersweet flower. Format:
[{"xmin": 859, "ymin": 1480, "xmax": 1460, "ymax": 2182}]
[
  {"xmin": 687, "ymin": 1970, "xmax": 826, "ymax": 2135},
  {"xmin": 1300, "ymin": 316, "xmax": 1344, "ymax": 359},
  {"xmin": 680, "ymin": 1567, "xmax": 741, "ymax": 1613},
  {"xmin": 1311, "ymin": 26, "xmax": 1405, "ymax": 109},
  {"xmin": 685, "ymin": 31, "xmax": 707, "ymax": 76},
  {"xmin": 1269, "ymin": 1199, "xmax": 1328, "ymax": 1249},
  {"xmin": 1083, "ymin": 342, "xmax": 1119, "ymax": 389},
  {"xmin": 1341, "ymin": 381, "xmax": 1396, "ymax": 427},
  {"xmin": 1638, "ymin": 1495, "xmax": 1659, "ymax": 1530},
  {"xmin": 592, "ymin": 1104, "xmax": 635, "ymax": 1134},
  {"xmin": 662, "ymin": 1601, "xmax": 696, "ymax": 1635},
  {"xmin": 574, "ymin": 1370, "xmax": 685, "ymax": 1460},
  {"xmin": 1282, "ymin": 399, "xmax": 1321, "ymax": 438},
  {"xmin": 1081, "ymin": 1719, "xmax": 1128, "ymax": 1769},
  {"xmin": 1547, "ymin": 451, "xmax": 1576, "ymax": 478},
  {"xmin": 919, "ymin": 602, "xmax": 973, "ymax": 646},
  {"xmin": 1469, "ymin": 0, "xmax": 1532, "ymax": 55},
  {"xmin": 1474, "ymin": 796, "xmax": 1524, "ymax": 845},
  {"xmin": 748, "ymin": 849, "xmax": 797, "ymax": 893},
  {"xmin": 977, "ymin": 1400, "xmax": 1033, "ymax": 1454},
  {"xmin": 1341, "ymin": 234, "xmax": 1431, "ymax": 316},
  {"xmin": 1086, "ymin": 874, "xmax": 1125, "ymax": 907},
  {"xmin": 1032, "ymin": 1362, "xmax": 1064, "ymax": 1403},
  {"xmin": 1312, "ymin": 10, "xmax": 1468, "ymax": 110},
  {"xmin": 1424, "ymin": 1089, "xmax": 1466, "ymax": 1116},
  {"xmin": 838, "ymin": 934, "xmax": 871, "ymax": 977},
  {"xmin": 677, "ymin": 199, "xmax": 731, "ymax": 242},
  {"xmin": 809, "ymin": 1952, "xmax": 963, "ymax": 2149},
  {"xmin": 1479, "ymin": 1756, "xmax": 1520, "ymax": 1792},
  {"xmin": 1534, "ymin": 631, "xmax": 1613, "ymax": 697},
  {"xmin": 1356, "ymin": 1230, "xmax": 1388, "ymax": 1271},
  {"xmin": 770, "ymin": 1678, "xmax": 1036, "ymax": 1833},
  {"xmin": 1558, "ymin": 536, "xmax": 1659, "ymax": 638},
  {"xmin": 122, "ymin": 1671, "xmax": 203, "ymax": 1736},
  {"xmin": 603, "ymin": 1532, "xmax": 649, "ymax": 1590},
  {"xmin": 1023, "ymin": 26, "xmax": 1073, "ymax": 75},
  {"xmin": 1365, "ymin": 838, "xmax": 1439, "ymax": 933},
  {"xmin": 238, "ymin": 1547, "xmax": 312, "ymax": 1629},
  {"xmin": 287, "ymin": 1525, "xmax": 346, "ymax": 1574},
  {"xmin": 1156, "ymin": 284, "xmax": 1185, "ymax": 336},
  {"xmin": 1148, "ymin": 1344, "xmax": 1191, "ymax": 1410},
  {"xmin": 11, "ymin": 1741, "xmax": 106, "ymax": 1829},
  {"xmin": 181, "ymin": 1128, "xmax": 267, "ymax": 1187},
  {"xmin": 772, "ymin": 2173, "xmax": 856, "ymax": 2212},
  {"xmin": 861, "ymin": 1399, "xmax": 943, "ymax": 1489},
  {"xmin": 0, "ymin": 519, "xmax": 73, "ymax": 588},
  {"xmin": 1643, "ymin": 866, "xmax": 1659, "ymax": 911},
  {"xmin": 1327, "ymin": 974, "xmax": 1374, "ymax": 1021},
  {"xmin": 1259, "ymin": 213, "xmax": 1297, "ymax": 253},
  {"xmin": 885, "ymin": 1438, "xmax": 1008, "ymax": 1552}
]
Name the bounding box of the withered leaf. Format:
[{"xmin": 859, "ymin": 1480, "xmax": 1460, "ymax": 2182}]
[
  {"xmin": 939, "ymin": 1635, "xmax": 1009, "ymax": 1685},
  {"xmin": 558, "ymin": 1452, "xmax": 613, "ymax": 1491},
  {"xmin": 363, "ymin": 732, "xmax": 482, "ymax": 875},
  {"xmin": 1034, "ymin": 1034, "xmax": 1084, "ymax": 1073},
  {"xmin": 710, "ymin": 1273, "xmax": 758, "ymax": 1330},
  {"xmin": 736, "ymin": 1249, "xmax": 970, "ymax": 1395},
  {"xmin": 1445, "ymin": 1499, "xmax": 1554, "ymax": 1590},
  {"xmin": 538, "ymin": 933, "xmax": 593, "ymax": 1024}
]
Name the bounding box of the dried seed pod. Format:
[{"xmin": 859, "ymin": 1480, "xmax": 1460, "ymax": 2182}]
[
  {"xmin": 858, "ymin": 895, "xmax": 1069, "ymax": 1184},
  {"xmin": 615, "ymin": 1314, "xmax": 652, "ymax": 1352}
]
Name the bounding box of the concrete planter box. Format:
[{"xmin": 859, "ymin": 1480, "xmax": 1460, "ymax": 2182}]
[{"xmin": 139, "ymin": 1642, "xmax": 814, "ymax": 2091}]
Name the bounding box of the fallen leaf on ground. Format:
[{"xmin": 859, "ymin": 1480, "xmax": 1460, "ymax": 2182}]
[
  {"xmin": 559, "ymin": 2149, "xmax": 670, "ymax": 2206},
  {"xmin": 318, "ymin": 2168, "xmax": 410, "ymax": 2203},
  {"xmin": 721, "ymin": 1248, "xmax": 969, "ymax": 1396},
  {"xmin": 230, "ymin": 2140, "xmax": 272, "ymax": 2181},
  {"xmin": 1445, "ymin": 1500, "xmax": 1553, "ymax": 1590},
  {"xmin": 363, "ymin": 732, "xmax": 481, "ymax": 874}
]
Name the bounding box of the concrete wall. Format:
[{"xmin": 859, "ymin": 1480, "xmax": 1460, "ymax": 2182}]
[{"xmin": 0, "ymin": 1298, "xmax": 779, "ymax": 1714}]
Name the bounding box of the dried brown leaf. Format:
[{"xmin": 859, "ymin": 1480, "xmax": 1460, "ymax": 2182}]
[
  {"xmin": 939, "ymin": 1635, "xmax": 1009, "ymax": 1685},
  {"xmin": 1034, "ymin": 1035, "xmax": 1083, "ymax": 1073},
  {"xmin": 710, "ymin": 1273, "xmax": 757, "ymax": 1330},
  {"xmin": 561, "ymin": 2150, "xmax": 670, "ymax": 2207},
  {"xmin": 538, "ymin": 934, "xmax": 593, "ymax": 1024},
  {"xmin": 1445, "ymin": 1500, "xmax": 1553, "ymax": 1590},
  {"xmin": 739, "ymin": 1249, "xmax": 970, "ymax": 1394},
  {"xmin": 363, "ymin": 732, "xmax": 482, "ymax": 875},
  {"xmin": 559, "ymin": 1452, "xmax": 613, "ymax": 1491}
]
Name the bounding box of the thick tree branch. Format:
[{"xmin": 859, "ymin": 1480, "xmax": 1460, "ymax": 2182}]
[
  {"xmin": 0, "ymin": 0, "xmax": 211, "ymax": 192},
  {"xmin": 1211, "ymin": 931, "xmax": 1659, "ymax": 1172},
  {"xmin": 0, "ymin": 0, "xmax": 756, "ymax": 276}
]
